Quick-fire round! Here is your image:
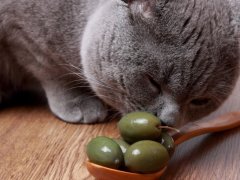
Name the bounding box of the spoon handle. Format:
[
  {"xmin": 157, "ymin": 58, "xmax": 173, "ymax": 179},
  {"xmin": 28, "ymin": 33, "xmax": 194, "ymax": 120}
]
[{"xmin": 172, "ymin": 112, "xmax": 240, "ymax": 146}]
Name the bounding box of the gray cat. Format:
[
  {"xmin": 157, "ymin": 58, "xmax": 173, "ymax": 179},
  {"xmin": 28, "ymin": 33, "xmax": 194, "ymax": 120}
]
[{"xmin": 0, "ymin": 0, "xmax": 239, "ymax": 127}]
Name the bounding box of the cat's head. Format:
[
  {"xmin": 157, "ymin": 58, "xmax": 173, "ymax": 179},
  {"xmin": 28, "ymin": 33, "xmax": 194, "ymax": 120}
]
[{"xmin": 81, "ymin": 0, "xmax": 239, "ymax": 126}]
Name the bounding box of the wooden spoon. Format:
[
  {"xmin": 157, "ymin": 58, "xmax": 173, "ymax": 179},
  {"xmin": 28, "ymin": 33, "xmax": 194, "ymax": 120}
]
[
  {"xmin": 171, "ymin": 112, "xmax": 240, "ymax": 145},
  {"xmin": 86, "ymin": 112, "xmax": 240, "ymax": 180}
]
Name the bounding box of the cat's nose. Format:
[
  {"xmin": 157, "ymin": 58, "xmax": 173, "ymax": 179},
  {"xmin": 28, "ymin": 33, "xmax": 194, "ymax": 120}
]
[
  {"xmin": 157, "ymin": 106, "xmax": 179, "ymax": 127},
  {"xmin": 159, "ymin": 113, "xmax": 178, "ymax": 127}
]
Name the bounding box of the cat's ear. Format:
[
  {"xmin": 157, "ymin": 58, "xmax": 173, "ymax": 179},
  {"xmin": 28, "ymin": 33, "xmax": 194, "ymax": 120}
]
[{"xmin": 121, "ymin": 0, "xmax": 156, "ymax": 19}]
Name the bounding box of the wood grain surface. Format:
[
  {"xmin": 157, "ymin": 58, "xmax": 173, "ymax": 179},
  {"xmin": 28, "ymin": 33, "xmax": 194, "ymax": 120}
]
[{"xmin": 0, "ymin": 106, "xmax": 239, "ymax": 180}]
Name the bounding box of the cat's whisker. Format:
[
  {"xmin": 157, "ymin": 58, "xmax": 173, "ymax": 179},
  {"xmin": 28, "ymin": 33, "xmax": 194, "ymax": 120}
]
[
  {"xmin": 58, "ymin": 63, "xmax": 81, "ymax": 72},
  {"xmin": 74, "ymin": 71, "xmax": 128, "ymax": 97},
  {"xmin": 63, "ymin": 81, "xmax": 91, "ymax": 89},
  {"xmin": 62, "ymin": 79, "xmax": 123, "ymax": 104},
  {"xmin": 65, "ymin": 84, "xmax": 93, "ymax": 89},
  {"xmin": 96, "ymin": 94, "xmax": 120, "ymax": 103},
  {"xmin": 57, "ymin": 71, "xmax": 87, "ymax": 81},
  {"xmin": 58, "ymin": 71, "xmax": 124, "ymax": 95},
  {"xmin": 65, "ymin": 63, "xmax": 82, "ymax": 72},
  {"xmin": 70, "ymin": 72, "xmax": 116, "ymax": 90},
  {"xmin": 82, "ymin": 75, "xmax": 117, "ymax": 90},
  {"xmin": 85, "ymin": 79, "xmax": 126, "ymax": 96},
  {"xmin": 63, "ymin": 84, "xmax": 101, "ymax": 94},
  {"xmin": 56, "ymin": 64, "xmax": 84, "ymax": 79},
  {"xmin": 70, "ymin": 88, "xmax": 121, "ymax": 103},
  {"xmin": 75, "ymin": 72, "xmax": 127, "ymax": 95}
]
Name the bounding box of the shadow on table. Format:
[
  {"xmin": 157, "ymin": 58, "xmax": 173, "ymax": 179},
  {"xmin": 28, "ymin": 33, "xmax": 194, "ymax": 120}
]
[{"xmin": 0, "ymin": 90, "xmax": 47, "ymax": 110}]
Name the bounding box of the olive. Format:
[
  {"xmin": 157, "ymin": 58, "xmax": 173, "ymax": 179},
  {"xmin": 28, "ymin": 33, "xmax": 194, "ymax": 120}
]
[
  {"xmin": 113, "ymin": 139, "xmax": 130, "ymax": 154},
  {"xmin": 86, "ymin": 136, "xmax": 124, "ymax": 169},
  {"xmin": 124, "ymin": 140, "xmax": 170, "ymax": 174},
  {"xmin": 118, "ymin": 112, "xmax": 162, "ymax": 143},
  {"xmin": 159, "ymin": 132, "xmax": 175, "ymax": 157}
]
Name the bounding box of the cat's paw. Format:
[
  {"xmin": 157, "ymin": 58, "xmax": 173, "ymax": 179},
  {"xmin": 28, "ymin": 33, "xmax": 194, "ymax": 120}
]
[{"xmin": 49, "ymin": 95, "xmax": 108, "ymax": 124}]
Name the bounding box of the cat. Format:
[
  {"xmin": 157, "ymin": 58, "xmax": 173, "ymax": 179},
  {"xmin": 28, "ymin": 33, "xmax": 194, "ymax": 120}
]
[{"xmin": 0, "ymin": 0, "xmax": 239, "ymax": 127}]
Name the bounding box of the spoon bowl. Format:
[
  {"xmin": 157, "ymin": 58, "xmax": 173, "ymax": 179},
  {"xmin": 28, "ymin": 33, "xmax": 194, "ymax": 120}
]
[
  {"xmin": 86, "ymin": 112, "xmax": 240, "ymax": 180},
  {"xmin": 86, "ymin": 161, "xmax": 167, "ymax": 180}
]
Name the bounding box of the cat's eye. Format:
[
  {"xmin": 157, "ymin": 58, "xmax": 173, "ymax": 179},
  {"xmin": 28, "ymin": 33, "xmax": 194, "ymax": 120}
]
[
  {"xmin": 190, "ymin": 98, "xmax": 210, "ymax": 107},
  {"xmin": 146, "ymin": 75, "xmax": 162, "ymax": 94}
]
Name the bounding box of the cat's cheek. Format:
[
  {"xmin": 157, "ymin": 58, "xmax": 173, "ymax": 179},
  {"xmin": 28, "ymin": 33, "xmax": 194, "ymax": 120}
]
[
  {"xmin": 80, "ymin": 3, "xmax": 103, "ymax": 79},
  {"xmin": 80, "ymin": 27, "xmax": 96, "ymax": 81},
  {"xmin": 186, "ymin": 103, "xmax": 219, "ymax": 122}
]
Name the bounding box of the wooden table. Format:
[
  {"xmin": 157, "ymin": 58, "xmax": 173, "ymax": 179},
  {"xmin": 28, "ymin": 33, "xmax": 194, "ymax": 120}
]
[{"xmin": 0, "ymin": 106, "xmax": 239, "ymax": 180}]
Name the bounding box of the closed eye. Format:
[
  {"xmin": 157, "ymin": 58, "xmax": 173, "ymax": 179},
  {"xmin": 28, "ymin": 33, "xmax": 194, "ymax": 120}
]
[
  {"xmin": 190, "ymin": 98, "xmax": 210, "ymax": 106},
  {"xmin": 146, "ymin": 75, "xmax": 162, "ymax": 94}
]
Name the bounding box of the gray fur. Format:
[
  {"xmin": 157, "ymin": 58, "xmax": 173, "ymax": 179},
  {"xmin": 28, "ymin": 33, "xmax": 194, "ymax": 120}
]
[{"xmin": 0, "ymin": 0, "xmax": 239, "ymax": 126}]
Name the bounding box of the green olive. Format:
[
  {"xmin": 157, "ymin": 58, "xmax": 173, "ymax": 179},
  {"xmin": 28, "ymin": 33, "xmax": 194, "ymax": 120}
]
[
  {"xmin": 118, "ymin": 112, "xmax": 162, "ymax": 143},
  {"xmin": 86, "ymin": 136, "xmax": 124, "ymax": 169},
  {"xmin": 159, "ymin": 132, "xmax": 175, "ymax": 157},
  {"xmin": 113, "ymin": 139, "xmax": 130, "ymax": 154},
  {"xmin": 124, "ymin": 140, "xmax": 169, "ymax": 174}
]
